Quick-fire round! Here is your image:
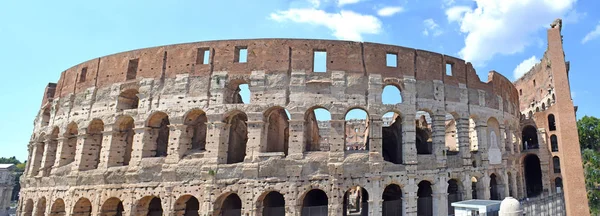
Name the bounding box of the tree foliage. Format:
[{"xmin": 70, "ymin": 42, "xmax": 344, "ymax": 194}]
[
  {"xmin": 578, "ymin": 116, "xmax": 600, "ymax": 214},
  {"xmin": 578, "ymin": 116, "xmax": 600, "ymax": 151},
  {"xmin": 0, "ymin": 156, "xmax": 25, "ymax": 172}
]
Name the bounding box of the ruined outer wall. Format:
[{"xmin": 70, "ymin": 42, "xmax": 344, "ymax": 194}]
[
  {"xmin": 21, "ymin": 38, "xmax": 523, "ymax": 216},
  {"xmin": 514, "ymin": 21, "xmax": 590, "ymax": 215}
]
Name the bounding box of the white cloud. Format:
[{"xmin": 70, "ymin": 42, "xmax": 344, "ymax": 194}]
[
  {"xmin": 582, "ymin": 21, "xmax": 600, "ymax": 44},
  {"xmin": 513, "ymin": 55, "xmax": 539, "ymax": 79},
  {"xmin": 377, "ymin": 6, "xmax": 404, "ymax": 17},
  {"xmin": 445, "ymin": 0, "xmax": 577, "ymax": 66},
  {"xmin": 270, "ymin": 8, "xmax": 382, "ymax": 41},
  {"xmin": 309, "ymin": 0, "xmax": 321, "ymax": 7},
  {"xmin": 423, "ymin": 19, "xmax": 443, "ymax": 37},
  {"xmin": 338, "ymin": 0, "xmax": 361, "ymax": 7}
]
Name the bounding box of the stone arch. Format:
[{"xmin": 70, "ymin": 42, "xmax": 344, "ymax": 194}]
[
  {"xmin": 416, "ymin": 111, "xmax": 433, "ymax": 154},
  {"xmin": 382, "ymin": 184, "xmax": 402, "ymax": 216},
  {"xmin": 113, "ymin": 116, "xmax": 135, "ymax": 166},
  {"xmin": 146, "ymin": 111, "xmax": 170, "ymax": 157},
  {"xmin": 42, "ymin": 127, "xmax": 60, "ymax": 176},
  {"xmin": 224, "ymin": 110, "xmax": 248, "ymax": 164},
  {"xmin": 135, "ymin": 196, "xmax": 163, "ymax": 216},
  {"xmin": 523, "ymin": 154, "xmax": 543, "ymax": 197},
  {"xmin": 41, "ymin": 107, "xmax": 51, "ymax": 127},
  {"xmin": 555, "ymin": 177, "xmax": 563, "ymax": 193},
  {"xmin": 382, "ymin": 84, "xmax": 402, "ymax": 104},
  {"xmin": 447, "ymin": 179, "xmax": 462, "ymax": 214},
  {"xmin": 471, "ymin": 176, "xmax": 480, "ymax": 199},
  {"xmin": 528, "ymin": 111, "xmax": 533, "ymax": 119},
  {"xmin": 263, "ymin": 106, "xmax": 290, "ymax": 155},
  {"xmin": 542, "ymin": 103, "xmax": 546, "ymax": 110},
  {"xmin": 487, "ymin": 117, "xmax": 502, "ymax": 164},
  {"xmin": 417, "ymin": 180, "xmax": 433, "ymax": 216},
  {"xmin": 551, "ymin": 135, "xmax": 558, "ymax": 152},
  {"xmin": 35, "ymin": 197, "xmax": 46, "ymax": 216},
  {"xmin": 116, "ymin": 89, "xmax": 139, "ymax": 111},
  {"xmin": 72, "ymin": 197, "xmax": 92, "ymax": 216},
  {"xmin": 100, "ymin": 197, "xmax": 124, "ymax": 216},
  {"xmin": 445, "ymin": 113, "xmax": 459, "ymax": 154},
  {"xmin": 23, "ymin": 199, "xmax": 34, "ymax": 216},
  {"xmin": 59, "ymin": 122, "xmax": 78, "ymax": 166},
  {"xmin": 553, "ymin": 156, "xmax": 561, "ymax": 173},
  {"xmin": 522, "ymin": 125, "xmax": 538, "ymax": 150},
  {"xmin": 300, "ymin": 189, "xmax": 328, "ymax": 216},
  {"xmin": 256, "ymin": 191, "xmax": 285, "ymax": 216},
  {"xmin": 490, "ymin": 174, "xmax": 501, "ymax": 200},
  {"xmin": 345, "ymin": 108, "xmax": 369, "ymax": 151},
  {"xmin": 30, "ymin": 133, "xmax": 46, "ymax": 176},
  {"xmin": 225, "ymin": 79, "xmax": 250, "ymax": 104},
  {"xmin": 304, "ymin": 106, "xmax": 331, "ymax": 152},
  {"xmin": 382, "ymin": 111, "xmax": 403, "ymax": 164},
  {"xmin": 49, "ymin": 199, "xmax": 65, "ymax": 216},
  {"xmin": 548, "ymin": 114, "xmax": 556, "ymax": 131},
  {"xmin": 80, "ymin": 119, "xmax": 104, "ymax": 170},
  {"xmin": 343, "ymin": 186, "xmax": 369, "ymax": 216},
  {"xmin": 214, "ymin": 193, "xmax": 242, "ymax": 216},
  {"xmin": 174, "ymin": 195, "xmax": 199, "ymax": 216},
  {"xmin": 183, "ymin": 109, "xmax": 207, "ymax": 152}
]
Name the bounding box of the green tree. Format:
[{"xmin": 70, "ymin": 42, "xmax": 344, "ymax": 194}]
[{"xmin": 578, "ymin": 116, "xmax": 600, "ymax": 151}]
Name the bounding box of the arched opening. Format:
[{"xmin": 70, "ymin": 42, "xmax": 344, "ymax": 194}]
[
  {"xmin": 49, "ymin": 199, "xmax": 65, "ymax": 216},
  {"xmin": 524, "ymin": 154, "xmax": 543, "ymax": 197},
  {"xmin": 135, "ymin": 196, "xmax": 163, "ymax": 216},
  {"xmin": 259, "ymin": 191, "xmax": 285, "ymax": 216},
  {"xmin": 146, "ymin": 112, "xmax": 170, "ymax": 157},
  {"xmin": 225, "ymin": 80, "xmax": 250, "ymax": 104},
  {"xmin": 301, "ymin": 189, "xmax": 328, "ymax": 216},
  {"xmin": 528, "ymin": 111, "xmax": 533, "ymax": 119},
  {"xmin": 264, "ymin": 107, "xmax": 290, "ymax": 155},
  {"xmin": 551, "ymin": 135, "xmax": 558, "ymax": 152},
  {"xmin": 147, "ymin": 197, "xmax": 163, "ymax": 216},
  {"xmin": 101, "ymin": 197, "xmax": 124, "ymax": 216},
  {"xmin": 382, "ymin": 184, "xmax": 402, "ymax": 216},
  {"xmin": 114, "ymin": 116, "xmax": 135, "ymax": 166},
  {"xmin": 174, "ymin": 195, "xmax": 199, "ymax": 216},
  {"xmin": 59, "ymin": 122, "xmax": 78, "ymax": 166},
  {"xmin": 522, "ymin": 126, "xmax": 538, "ymax": 150},
  {"xmin": 216, "ymin": 193, "xmax": 242, "ymax": 216},
  {"xmin": 447, "ymin": 179, "xmax": 462, "ymax": 213},
  {"xmin": 555, "ymin": 177, "xmax": 563, "ymax": 193},
  {"xmin": 30, "ymin": 134, "xmax": 46, "ymax": 177},
  {"xmin": 552, "ymin": 94, "xmax": 556, "ymax": 102},
  {"xmin": 117, "ymin": 89, "xmax": 139, "ymax": 111},
  {"xmin": 72, "ymin": 198, "xmax": 92, "ymax": 216},
  {"xmin": 417, "ymin": 181, "xmax": 433, "ymax": 216},
  {"xmin": 445, "ymin": 114, "xmax": 459, "ymax": 154},
  {"xmin": 35, "ymin": 197, "xmax": 46, "ymax": 216},
  {"xmin": 487, "ymin": 118, "xmax": 502, "ymax": 164},
  {"xmin": 553, "ymin": 156, "xmax": 561, "ymax": 173},
  {"xmin": 471, "ymin": 177, "xmax": 478, "ymax": 199},
  {"xmin": 304, "ymin": 107, "xmax": 331, "ymax": 152},
  {"xmin": 41, "ymin": 127, "xmax": 58, "ymax": 176},
  {"xmin": 345, "ymin": 108, "xmax": 369, "ymax": 151},
  {"xmin": 382, "ymin": 112, "xmax": 403, "ymax": 164},
  {"xmin": 382, "ymin": 85, "xmax": 402, "ymax": 104},
  {"xmin": 343, "ymin": 186, "xmax": 368, "ymax": 216},
  {"xmin": 225, "ymin": 111, "xmax": 248, "ymax": 164},
  {"xmin": 41, "ymin": 107, "xmax": 51, "ymax": 126},
  {"xmin": 536, "ymin": 107, "xmax": 540, "ymax": 112},
  {"xmin": 490, "ymin": 174, "xmax": 500, "ymax": 200},
  {"xmin": 80, "ymin": 119, "xmax": 104, "ymax": 170},
  {"xmin": 23, "ymin": 199, "xmax": 34, "ymax": 216},
  {"xmin": 548, "ymin": 114, "xmax": 556, "ymax": 131},
  {"xmin": 416, "ymin": 111, "xmax": 433, "ymax": 154},
  {"xmin": 542, "ymin": 103, "xmax": 546, "ymax": 110},
  {"xmin": 184, "ymin": 109, "xmax": 207, "ymax": 152}
]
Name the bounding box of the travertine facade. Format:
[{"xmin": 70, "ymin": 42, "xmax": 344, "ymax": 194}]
[
  {"xmin": 0, "ymin": 164, "xmax": 15, "ymax": 216},
  {"xmin": 18, "ymin": 19, "xmax": 587, "ymax": 216}
]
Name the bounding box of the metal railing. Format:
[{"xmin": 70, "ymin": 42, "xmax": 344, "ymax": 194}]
[
  {"xmin": 262, "ymin": 207, "xmax": 285, "ymax": 216},
  {"xmin": 301, "ymin": 206, "xmax": 328, "ymax": 216},
  {"xmin": 382, "ymin": 200, "xmax": 402, "ymax": 216},
  {"xmin": 520, "ymin": 192, "xmax": 565, "ymax": 216}
]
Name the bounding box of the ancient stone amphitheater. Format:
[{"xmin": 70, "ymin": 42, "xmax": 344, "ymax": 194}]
[{"xmin": 18, "ymin": 20, "xmax": 588, "ymax": 216}]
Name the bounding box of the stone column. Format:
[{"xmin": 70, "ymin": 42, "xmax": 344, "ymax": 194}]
[
  {"xmin": 463, "ymin": 174, "xmax": 473, "ymax": 200},
  {"xmin": 129, "ymin": 126, "xmax": 151, "ymax": 166},
  {"xmin": 503, "ymin": 172, "xmax": 510, "ymax": 199},
  {"xmin": 28, "ymin": 142, "xmax": 43, "ymax": 177},
  {"xmin": 53, "ymin": 137, "xmax": 66, "ymax": 167},
  {"xmin": 204, "ymin": 121, "xmax": 226, "ymax": 164},
  {"xmin": 433, "ymin": 176, "xmax": 449, "ymax": 216},
  {"xmin": 245, "ymin": 118, "xmax": 264, "ymax": 162},
  {"xmin": 97, "ymin": 127, "xmax": 115, "ymax": 169},
  {"xmin": 328, "ymin": 118, "xmax": 345, "ymax": 162},
  {"xmin": 402, "ymin": 113, "xmax": 417, "ymax": 165},
  {"xmin": 404, "ymin": 181, "xmax": 418, "ymax": 216},
  {"xmin": 476, "ymin": 123, "xmax": 488, "ymax": 165},
  {"xmin": 165, "ymin": 124, "xmax": 189, "ymax": 164},
  {"xmin": 482, "ymin": 174, "xmax": 491, "ymax": 200},
  {"xmin": 369, "ymin": 118, "xmax": 384, "ymax": 162},
  {"xmin": 287, "ymin": 113, "xmax": 305, "ymax": 160},
  {"xmin": 499, "ymin": 125, "xmax": 506, "ymax": 154},
  {"xmin": 40, "ymin": 138, "xmax": 57, "ymax": 176},
  {"xmin": 432, "ymin": 113, "xmax": 446, "ymax": 166},
  {"xmin": 71, "ymin": 132, "xmax": 89, "ymax": 173},
  {"xmin": 456, "ymin": 117, "xmax": 472, "ymax": 166}
]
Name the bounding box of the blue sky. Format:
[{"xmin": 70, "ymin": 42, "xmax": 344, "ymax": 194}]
[{"xmin": 1, "ymin": 0, "xmax": 600, "ymax": 161}]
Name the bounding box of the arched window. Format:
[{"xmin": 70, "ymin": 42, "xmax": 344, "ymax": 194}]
[
  {"xmin": 555, "ymin": 178, "xmax": 563, "ymax": 193},
  {"xmin": 226, "ymin": 80, "xmax": 250, "ymax": 104},
  {"xmin": 445, "ymin": 114, "xmax": 459, "ymax": 154},
  {"xmin": 343, "ymin": 186, "xmax": 369, "ymax": 215},
  {"xmin": 58, "ymin": 122, "xmax": 78, "ymax": 166},
  {"xmin": 101, "ymin": 198, "xmax": 124, "ymax": 216},
  {"xmin": 305, "ymin": 107, "xmax": 331, "ymax": 152},
  {"xmin": 542, "ymin": 103, "xmax": 546, "ymax": 110},
  {"xmin": 35, "ymin": 197, "xmax": 46, "ymax": 216},
  {"xmin": 259, "ymin": 191, "xmax": 285, "ymax": 216},
  {"xmin": 382, "ymin": 184, "xmax": 402, "ymax": 216},
  {"xmin": 114, "ymin": 116, "xmax": 134, "ymax": 166},
  {"xmin": 382, "ymin": 112, "xmax": 402, "ymax": 164},
  {"xmin": 345, "ymin": 108, "xmax": 369, "ymax": 152},
  {"xmin": 416, "ymin": 111, "xmax": 432, "ymax": 154},
  {"xmin": 551, "ymin": 135, "xmax": 558, "ymax": 152},
  {"xmin": 469, "ymin": 118, "xmax": 478, "ymax": 152},
  {"xmin": 146, "ymin": 112, "xmax": 170, "ymax": 157},
  {"xmin": 216, "ymin": 193, "xmax": 242, "ymax": 216},
  {"xmin": 174, "ymin": 195, "xmax": 199, "ymax": 216},
  {"xmin": 417, "ymin": 181, "xmax": 433, "ymax": 216},
  {"xmin": 73, "ymin": 198, "xmax": 92, "ymax": 216},
  {"xmin": 117, "ymin": 89, "xmax": 139, "ymax": 111},
  {"xmin": 447, "ymin": 179, "xmax": 462, "ymax": 214},
  {"xmin": 50, "ymin": 198, "xmax": 66, "ymax": 216},
  {"xmin": 382, "ymin": 85, "xmax": 402, "ymax": 104},
  {"xmin": 41, "ymin": 107, "xmax": 51, "ymax": 127},
  {"xmin": 184, "ymin": 109, "xmax": 207, "ymax": 152},
  {"xmin": 79, "ymin": 119, "xmax": 104, "ymax": 170},
  {"xmin": 548, "ymin": 114, "xmax": 556, "ymax": 131},
  {"xmin": 225, "ymin": 111, "xmax": 248, "ymax": 164},
  {"xmin": 553, "ymin": 156, "xmax": 561, "ymax": 173},
  {"xmin": 264, "ymin": 107, "xmax": 290, "ymax": 155},
  {"xmin": 301, "ymin": 189, "xmax": 328, "ymax": 215},
  {"xmin": 522, "ymin": 126, "xmax": 538, "ymax": 150}
]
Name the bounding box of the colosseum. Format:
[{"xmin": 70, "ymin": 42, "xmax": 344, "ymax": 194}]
[{"xmin": 18, "ymin": 19, "xmax": 589, "ymax": 216}]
